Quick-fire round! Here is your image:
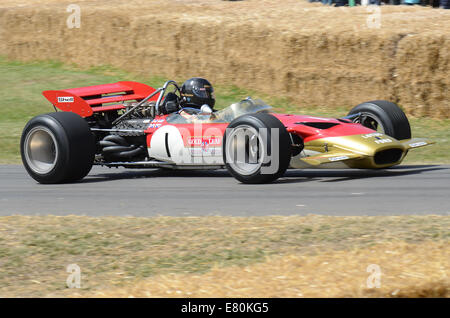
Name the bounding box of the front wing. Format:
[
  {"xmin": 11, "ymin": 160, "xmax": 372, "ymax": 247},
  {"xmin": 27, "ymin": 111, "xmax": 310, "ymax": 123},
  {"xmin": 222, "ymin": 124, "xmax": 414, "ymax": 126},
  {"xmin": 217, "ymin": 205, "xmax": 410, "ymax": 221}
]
[{"xmin": 292, "ymin": 137, "xmax": 434, "ymax": 169}]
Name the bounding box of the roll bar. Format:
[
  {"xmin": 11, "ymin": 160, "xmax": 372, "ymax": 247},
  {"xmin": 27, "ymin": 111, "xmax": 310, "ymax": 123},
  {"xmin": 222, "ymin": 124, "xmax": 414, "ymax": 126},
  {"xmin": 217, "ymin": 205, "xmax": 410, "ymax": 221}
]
[{"xmin": 112, "ymin": 80, "xmax": 181, "ymax": 125}]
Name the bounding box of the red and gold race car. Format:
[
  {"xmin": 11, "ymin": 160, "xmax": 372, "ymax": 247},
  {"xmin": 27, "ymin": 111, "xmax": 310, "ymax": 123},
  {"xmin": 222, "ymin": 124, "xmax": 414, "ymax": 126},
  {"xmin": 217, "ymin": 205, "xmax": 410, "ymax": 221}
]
[{"xmin": 20, "ymin": 80, "xmax": 433, "ymax": 184}]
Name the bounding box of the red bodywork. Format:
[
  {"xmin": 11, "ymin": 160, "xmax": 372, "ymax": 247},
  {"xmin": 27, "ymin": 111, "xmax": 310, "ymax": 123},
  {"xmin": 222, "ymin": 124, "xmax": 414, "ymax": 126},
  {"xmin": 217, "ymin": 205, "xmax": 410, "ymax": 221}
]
[
  {"xmin": 43, "ymin": 81, "xmax": 375, "ymax": 148},
  {"xmin": 43, "ymin": 81, "xmax": 160, "ymax": 117},
  {"xmin": 272, "ymin": 113, "xmax": 374, "ymax": 142}
]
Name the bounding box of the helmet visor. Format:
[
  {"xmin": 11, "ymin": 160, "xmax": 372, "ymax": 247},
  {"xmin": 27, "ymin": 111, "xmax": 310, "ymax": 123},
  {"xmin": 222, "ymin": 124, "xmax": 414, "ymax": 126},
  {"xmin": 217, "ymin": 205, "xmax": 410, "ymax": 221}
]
[{"xmin": 193, "ymin": 86, "xmax": 214, "ymax": 99}]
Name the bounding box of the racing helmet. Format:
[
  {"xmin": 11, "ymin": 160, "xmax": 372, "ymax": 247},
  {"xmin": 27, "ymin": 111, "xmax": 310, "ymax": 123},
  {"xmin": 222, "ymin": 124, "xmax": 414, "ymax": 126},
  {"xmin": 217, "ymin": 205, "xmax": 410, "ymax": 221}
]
[{"xmin": 180, "ymin": 77, "xmax": 215, "ymax": 109}]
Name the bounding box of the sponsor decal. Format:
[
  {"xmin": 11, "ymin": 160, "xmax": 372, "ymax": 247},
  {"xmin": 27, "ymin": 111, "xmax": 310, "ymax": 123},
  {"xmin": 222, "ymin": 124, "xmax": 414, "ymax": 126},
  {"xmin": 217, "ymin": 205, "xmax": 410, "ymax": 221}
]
[
  {"xmin": 187, "ymin": 137, "xmax": 221, "ymax": 147},
  {"xmin": 362, "ymin": 132, "xmax": 383, "ymax": 139},
  {"xmin": 57, "ymin": 96, "xmax": 74, "ymax": 103},
  {"xmin": 148, "ymin": 119, "xmax": 165, "ymax": 128},
  {"xmin": 374, "ymin": 138, "xmax": 392, "ymax": 144},
  {"xmin": 186, "ymin": 137, "xmax": 222, "ymax": 157},
  {"xmin": 190, "ymin": 147, "xmax": 222, "ymax": 157},
  {"xmin": 329, "ymin": 156, "xmax": 349, "ymax": 162},
  {"xmin": 409, "ymin": 141, "xmax": 427, "ymax": 148}
]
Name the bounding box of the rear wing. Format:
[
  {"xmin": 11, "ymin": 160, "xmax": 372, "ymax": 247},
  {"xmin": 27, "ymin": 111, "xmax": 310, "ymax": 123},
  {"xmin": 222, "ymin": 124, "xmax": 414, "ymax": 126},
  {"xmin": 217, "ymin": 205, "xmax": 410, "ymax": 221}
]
[{"xmin": 42, "ymin": 81, "xmax": 159, "ymax": 117}]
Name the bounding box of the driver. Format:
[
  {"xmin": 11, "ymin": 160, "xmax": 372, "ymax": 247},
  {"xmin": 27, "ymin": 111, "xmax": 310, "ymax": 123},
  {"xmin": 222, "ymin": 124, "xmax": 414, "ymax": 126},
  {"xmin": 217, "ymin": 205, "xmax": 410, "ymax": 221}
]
[
  {"xmin": 159, "ymin": 77, "xmax": 216, "ymax": 122},
  {"xmin": 180, "ymin": 77, "xmax": 215, "ymax": 110}
]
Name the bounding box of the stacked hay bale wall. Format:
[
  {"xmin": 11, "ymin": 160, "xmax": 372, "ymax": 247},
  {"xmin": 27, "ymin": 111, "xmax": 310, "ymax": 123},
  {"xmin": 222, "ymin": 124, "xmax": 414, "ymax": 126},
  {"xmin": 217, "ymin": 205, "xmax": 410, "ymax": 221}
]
[{"xmin": 0, "ymin": 0, "xmax": 448, "ymax": 117}]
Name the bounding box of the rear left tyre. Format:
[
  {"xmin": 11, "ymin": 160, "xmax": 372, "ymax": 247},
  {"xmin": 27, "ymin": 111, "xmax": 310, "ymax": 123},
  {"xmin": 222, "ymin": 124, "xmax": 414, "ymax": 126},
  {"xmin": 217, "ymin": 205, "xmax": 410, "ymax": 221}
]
[{"xmin": 20, "ymin": 112, "xmax": 95, "ymax": 184}]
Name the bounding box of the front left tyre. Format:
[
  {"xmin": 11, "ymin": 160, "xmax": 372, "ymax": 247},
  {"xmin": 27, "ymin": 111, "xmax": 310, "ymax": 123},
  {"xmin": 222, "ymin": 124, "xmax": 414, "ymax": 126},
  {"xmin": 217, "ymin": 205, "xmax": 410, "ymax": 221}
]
[
  {"xmin": 20, "ymin": 112, "xmax": 95, "ymax": 184},
  {"xmin": 223, "ymin": 112, "xmax": 291, "ymax": 184}
]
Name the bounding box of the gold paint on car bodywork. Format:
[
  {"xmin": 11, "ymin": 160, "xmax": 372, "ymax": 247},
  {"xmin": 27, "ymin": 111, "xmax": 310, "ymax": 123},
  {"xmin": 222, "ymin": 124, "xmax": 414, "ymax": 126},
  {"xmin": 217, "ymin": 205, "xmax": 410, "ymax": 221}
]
[{"xmin": 290, "ymin": 134, "xmax": 434, "ymax": 169}]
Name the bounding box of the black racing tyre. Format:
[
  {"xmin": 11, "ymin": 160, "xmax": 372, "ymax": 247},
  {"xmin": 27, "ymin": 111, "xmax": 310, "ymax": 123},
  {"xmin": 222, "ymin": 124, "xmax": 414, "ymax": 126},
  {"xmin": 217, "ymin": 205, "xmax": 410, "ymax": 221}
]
[
  {"xmin": 20, "ymin": 112, "xmax": 95, "ymax": 184},
  {"xmin": 223, "ymin": 112, "xmax": 291, "ymax": 184},
  {"xmin": 348, "ymin": 100, "xmax": 411, "ymax": 140}
]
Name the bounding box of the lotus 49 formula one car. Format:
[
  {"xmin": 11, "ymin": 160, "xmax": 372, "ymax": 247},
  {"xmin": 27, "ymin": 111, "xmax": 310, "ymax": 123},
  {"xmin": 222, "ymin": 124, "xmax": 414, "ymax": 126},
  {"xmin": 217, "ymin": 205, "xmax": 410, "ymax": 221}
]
[{"xmin": 21, "ymin": 80, "xmax": 433, "ymax": 184}]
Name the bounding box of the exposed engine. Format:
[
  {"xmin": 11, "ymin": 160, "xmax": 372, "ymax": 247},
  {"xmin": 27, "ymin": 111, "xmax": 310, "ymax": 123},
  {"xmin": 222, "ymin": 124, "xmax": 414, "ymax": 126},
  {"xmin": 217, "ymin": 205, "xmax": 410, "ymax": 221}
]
[
  {"xmin": 121, "ymin": 101, "xmax": 155, "ymax": 119},
  {"xmin": 90, "ymin": 81, "xmax": 183, "ymax": 163},
  {"xmin": 97, "ymin": 101, "xmax": 156, "ymax": 161},
  {"xmin": 99, "ymin": 134, "xmax": 146, "ymax": 160}
]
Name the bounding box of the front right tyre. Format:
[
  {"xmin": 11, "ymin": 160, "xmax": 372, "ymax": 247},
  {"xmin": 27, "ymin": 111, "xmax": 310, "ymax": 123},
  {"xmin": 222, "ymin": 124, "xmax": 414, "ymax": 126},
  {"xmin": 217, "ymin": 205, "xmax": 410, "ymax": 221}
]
[
  {"xmin": 20, "ymin": 112, "xmax": 95, "ymax": 184},
  {"xmin": 347, "ymin": 100, "xmax": 411, "ymax": 140}
]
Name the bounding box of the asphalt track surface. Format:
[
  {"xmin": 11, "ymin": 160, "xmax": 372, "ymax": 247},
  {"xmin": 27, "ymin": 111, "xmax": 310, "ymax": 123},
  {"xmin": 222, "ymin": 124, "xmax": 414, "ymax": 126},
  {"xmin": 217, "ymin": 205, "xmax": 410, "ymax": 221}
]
[{"xmin": 0, "ymin": 165, "xmax": 449, "ymax": 216}]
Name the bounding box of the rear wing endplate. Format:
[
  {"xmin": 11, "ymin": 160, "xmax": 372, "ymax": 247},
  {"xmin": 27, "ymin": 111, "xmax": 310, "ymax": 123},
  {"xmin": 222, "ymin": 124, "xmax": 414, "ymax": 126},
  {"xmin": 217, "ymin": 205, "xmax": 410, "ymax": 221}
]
[{"xmin": 42, "ymin": 81, "xmax": 159, "ymax": 117}]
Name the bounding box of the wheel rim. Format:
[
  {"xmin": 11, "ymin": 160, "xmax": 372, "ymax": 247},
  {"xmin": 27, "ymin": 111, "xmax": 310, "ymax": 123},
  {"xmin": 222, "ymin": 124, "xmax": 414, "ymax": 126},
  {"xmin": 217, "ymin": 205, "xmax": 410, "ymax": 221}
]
[
  {"xmin": 225, "ymin": 125, "xmax": 266, "ymax": 176},
  {"xmin": 24, "ymin": 126, "xmax": 59, "ymax": 174},
  {"xmin": 354, "ymin": 112, "xmax": 385, "ymax": 134}
]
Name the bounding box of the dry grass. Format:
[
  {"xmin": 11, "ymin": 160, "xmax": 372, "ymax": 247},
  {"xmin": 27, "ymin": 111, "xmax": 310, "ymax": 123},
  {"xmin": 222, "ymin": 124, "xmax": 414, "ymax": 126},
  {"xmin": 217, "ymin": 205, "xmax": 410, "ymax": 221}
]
[
  {"xmin": 0, "ymin": 1, "xmax": 448, "ymax": 117},
  {"xmin": 0, "ymin": 215, "xmax": 448, "ymax": 297},
  {"xmin": 92, "ymin": 241, "xmax": 449, "ymax": 298}
]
